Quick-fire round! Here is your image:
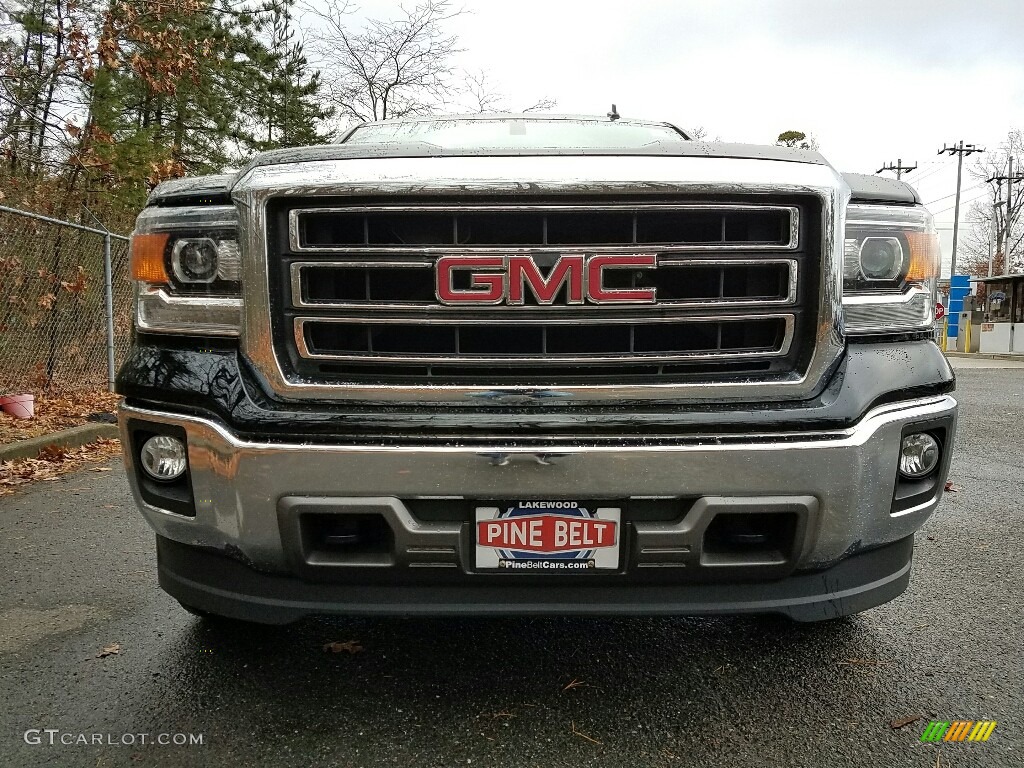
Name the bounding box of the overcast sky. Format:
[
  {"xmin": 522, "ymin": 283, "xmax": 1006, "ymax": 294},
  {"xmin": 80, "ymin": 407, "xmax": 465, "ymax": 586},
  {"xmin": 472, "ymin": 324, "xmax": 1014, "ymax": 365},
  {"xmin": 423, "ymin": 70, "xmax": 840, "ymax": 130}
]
[{"xmin": 307, "ymin": 0, "xmax": 1024, "ymax": 274}]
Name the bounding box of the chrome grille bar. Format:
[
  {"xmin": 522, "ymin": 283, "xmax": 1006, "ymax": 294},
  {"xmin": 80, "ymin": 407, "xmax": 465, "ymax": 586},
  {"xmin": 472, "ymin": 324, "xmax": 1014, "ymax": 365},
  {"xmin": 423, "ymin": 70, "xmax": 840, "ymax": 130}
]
[
  {"xmin": 294, "ymin": 314, "xmax": 796, "ymax": 365},
  {"xmin": 289, "ymin": 257, "xmax": 800, "ymax": 311},
  {"xmin": 288, "ymin": 204, "xmax": 801, "ymax": 253}
]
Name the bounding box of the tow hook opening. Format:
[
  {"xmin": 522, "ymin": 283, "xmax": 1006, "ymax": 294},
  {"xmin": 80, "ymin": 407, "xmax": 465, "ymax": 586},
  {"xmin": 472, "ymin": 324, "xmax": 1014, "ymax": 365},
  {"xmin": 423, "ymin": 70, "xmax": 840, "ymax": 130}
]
[
  {"xmin": 701, "ymin": 512, "xmax": 799, "ymax": 566},
  {"xmin": 301, "ymin": 513, "xmax": 395, "ymax": 567}
]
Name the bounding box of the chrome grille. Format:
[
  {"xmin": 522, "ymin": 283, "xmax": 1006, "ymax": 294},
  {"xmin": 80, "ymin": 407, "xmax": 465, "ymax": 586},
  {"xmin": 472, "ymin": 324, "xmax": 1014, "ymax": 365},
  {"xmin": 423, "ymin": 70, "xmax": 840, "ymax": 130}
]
[{"xmin": 268, "ymin": 202, "xmax": 818, "ymax": 383}]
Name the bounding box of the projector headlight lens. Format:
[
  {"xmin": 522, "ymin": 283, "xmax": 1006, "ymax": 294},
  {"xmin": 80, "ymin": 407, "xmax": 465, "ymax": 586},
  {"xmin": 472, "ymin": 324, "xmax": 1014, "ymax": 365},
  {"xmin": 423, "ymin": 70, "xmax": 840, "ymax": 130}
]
[
  {"xmin": 172, "ymin": 238, "xmax": 220, "ymax": 283},
  {"xmin": 859, "ymin": 237, "xmax": 904, "ymax": 281}
]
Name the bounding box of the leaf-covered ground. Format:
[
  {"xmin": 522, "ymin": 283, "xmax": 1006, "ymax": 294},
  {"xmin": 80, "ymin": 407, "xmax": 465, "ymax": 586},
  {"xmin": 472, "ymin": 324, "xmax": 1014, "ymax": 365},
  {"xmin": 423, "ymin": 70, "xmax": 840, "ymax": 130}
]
[
  {"xmin": 0, "ymin": 391, "xmax": 122, "ymax": 497},
  {"xmin": 0, "ymin": 438, "xmax": 122, "ymax": 497},
  {"xmin": 0, "ymin": 391, "xmax": 121, "ymax": 444}
]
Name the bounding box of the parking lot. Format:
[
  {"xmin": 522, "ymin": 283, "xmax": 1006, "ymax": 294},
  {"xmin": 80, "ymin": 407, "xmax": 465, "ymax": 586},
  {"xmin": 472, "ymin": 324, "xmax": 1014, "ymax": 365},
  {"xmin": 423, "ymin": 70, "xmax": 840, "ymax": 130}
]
[{"xmin": 1, "ymin": 358, "xmax": 1021, "ymax": 768}]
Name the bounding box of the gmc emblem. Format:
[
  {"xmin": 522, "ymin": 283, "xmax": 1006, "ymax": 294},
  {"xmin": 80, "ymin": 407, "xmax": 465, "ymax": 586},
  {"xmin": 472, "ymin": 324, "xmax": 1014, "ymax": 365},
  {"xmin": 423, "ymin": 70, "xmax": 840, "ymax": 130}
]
[{"xmin": 436, "ymin": 254, "xmax": 657, "ymax": 305}]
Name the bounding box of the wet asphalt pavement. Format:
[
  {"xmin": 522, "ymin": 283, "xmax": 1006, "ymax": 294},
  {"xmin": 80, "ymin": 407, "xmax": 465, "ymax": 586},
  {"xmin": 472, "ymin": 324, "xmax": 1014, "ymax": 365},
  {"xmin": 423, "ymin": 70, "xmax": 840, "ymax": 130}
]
[{"xmin": 1, "ymin": 361, "xmax": 1021, "ymax": 768}]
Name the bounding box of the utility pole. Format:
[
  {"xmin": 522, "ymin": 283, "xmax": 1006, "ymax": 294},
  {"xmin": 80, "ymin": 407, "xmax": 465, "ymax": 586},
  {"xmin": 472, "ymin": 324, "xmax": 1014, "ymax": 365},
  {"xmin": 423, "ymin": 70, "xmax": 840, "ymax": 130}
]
[
  {"xmin": 989, "ymin": 188, "xmax": 1004, "ymax": 277},
  {"xmin": 939, "ymin": 141, "xmax": 985, "ymax": 277},
  {"xmin": 877, "ymin": 159, "xmax": 918, "ymax": 179},
  {"xmin": 987, "ymin": 159, "xmax": 1024, "ymax": 275}
]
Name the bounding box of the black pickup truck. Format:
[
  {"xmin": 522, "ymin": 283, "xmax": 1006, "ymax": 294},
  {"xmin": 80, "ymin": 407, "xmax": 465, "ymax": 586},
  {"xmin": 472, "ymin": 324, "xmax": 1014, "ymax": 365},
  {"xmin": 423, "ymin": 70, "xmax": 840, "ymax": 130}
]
[{"xmin": 117, "ymin": 114, "xmax": 956, "ymax": 623}]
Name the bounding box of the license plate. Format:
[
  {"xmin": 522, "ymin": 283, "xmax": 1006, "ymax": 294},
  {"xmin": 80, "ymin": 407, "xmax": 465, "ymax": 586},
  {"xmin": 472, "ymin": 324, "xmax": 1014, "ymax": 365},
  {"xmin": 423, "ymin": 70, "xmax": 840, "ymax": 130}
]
[{"xmin": 475, "ymin": 502, "xmax": 621, "ymax": 571}]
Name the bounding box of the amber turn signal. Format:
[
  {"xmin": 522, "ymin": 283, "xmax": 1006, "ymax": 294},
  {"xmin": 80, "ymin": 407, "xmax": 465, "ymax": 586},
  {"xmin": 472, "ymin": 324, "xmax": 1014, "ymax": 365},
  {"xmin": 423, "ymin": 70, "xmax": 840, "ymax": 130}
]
[
  {"xmin": 904, "ymin": 231, "xmax": 940, "ymax": 282},
  {"xmin": 129, "ymin": 233, "xmax": 170, "ymax": 283}
]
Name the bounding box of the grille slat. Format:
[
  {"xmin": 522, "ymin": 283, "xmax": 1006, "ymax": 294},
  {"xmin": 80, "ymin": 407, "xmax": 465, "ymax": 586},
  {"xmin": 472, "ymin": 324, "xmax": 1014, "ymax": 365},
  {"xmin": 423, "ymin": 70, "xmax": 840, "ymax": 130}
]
[
  {"xmin": 293, "ymin": 258, "xmax": 799, "ymax": 310},
  {"xmin": 297, "ymin": 315, "xmax": 794, "ymax": 365},
  {"xmin": 290, "ymin": 204, "xmax": 800, "ymax": 252},
  {"xmin": 269, "ymin": 201, "xmax": 817, "ymax": 385}
]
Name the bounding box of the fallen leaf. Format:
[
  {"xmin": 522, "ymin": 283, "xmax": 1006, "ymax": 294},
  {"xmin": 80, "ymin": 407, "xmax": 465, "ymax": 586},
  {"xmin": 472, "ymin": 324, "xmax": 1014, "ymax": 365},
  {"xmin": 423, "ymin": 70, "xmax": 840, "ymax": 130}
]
[
  {"xmin": 890, "ymin": 715, "xmax": 923, "ymax": 729},
  {"xmin": 323, "ymin": 640, "xmax": 363, "ymax": 654},
  {"xmin": 944, "ymin": 481, "xmax": 958, "ymax": 492},
  {"xmin": 38, "ymin": 445, "xmax": 69, "ymax": 461},
  {"xmin": 0, "ymin": 437, "xmax": 121, "ymax": 497},
  {"xmin": 96, "ymin": 643, "xmax": 120, "ymax": 658}
]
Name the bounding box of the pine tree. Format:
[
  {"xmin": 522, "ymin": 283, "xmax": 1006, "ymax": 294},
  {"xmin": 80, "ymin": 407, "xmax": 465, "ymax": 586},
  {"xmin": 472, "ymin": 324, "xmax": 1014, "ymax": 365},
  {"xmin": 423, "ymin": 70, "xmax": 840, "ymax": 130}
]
[{"xmin": 245, "ymin": 0, "xmax": 332, "ymax": 150}]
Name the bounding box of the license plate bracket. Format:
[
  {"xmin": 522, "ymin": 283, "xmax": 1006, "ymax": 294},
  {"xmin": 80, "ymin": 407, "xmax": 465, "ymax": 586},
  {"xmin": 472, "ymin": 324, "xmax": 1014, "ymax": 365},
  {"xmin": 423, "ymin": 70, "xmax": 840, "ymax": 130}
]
[{"xmin": 475, "ymin": 501, "xmax": 621, "ymax": 572}]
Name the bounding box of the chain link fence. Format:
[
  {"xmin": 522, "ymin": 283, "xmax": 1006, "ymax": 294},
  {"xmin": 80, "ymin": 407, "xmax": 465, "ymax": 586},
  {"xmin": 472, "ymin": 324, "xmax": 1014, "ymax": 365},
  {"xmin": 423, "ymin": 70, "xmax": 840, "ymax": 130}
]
[{"xmin": 0, "ymin": 206, "xmax": 131, "ymax": 396}]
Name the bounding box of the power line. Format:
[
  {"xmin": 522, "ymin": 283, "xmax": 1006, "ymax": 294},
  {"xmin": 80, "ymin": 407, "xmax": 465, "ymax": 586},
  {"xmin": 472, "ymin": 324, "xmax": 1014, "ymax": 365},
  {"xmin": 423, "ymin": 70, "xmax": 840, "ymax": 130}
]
[
  {"xmin": 924, "ymin": 180, "xmax": 986, "ymax": 206},
  {"xmin": 938, "ymin": 140, "xmax": 985, "ymax": 276},
  {"xmin": 930, "ymin": 189, "xmax": 991, "ymax": 217},
  {"xmin": 910, "ymin": 158, "xmax": 956, "ymax": 185}
]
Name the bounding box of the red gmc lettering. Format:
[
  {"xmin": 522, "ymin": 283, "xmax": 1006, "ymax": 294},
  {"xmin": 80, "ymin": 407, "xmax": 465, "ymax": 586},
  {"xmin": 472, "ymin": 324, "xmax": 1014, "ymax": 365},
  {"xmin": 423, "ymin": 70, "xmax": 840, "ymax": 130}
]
[
  {"xmin": 586, "ymin": 254, "xmax": 657, "ymax": 303},
  {"xmin": 507, "ymin": 255, "xmax": 585, "ymax": 304},
  {"xmin": 436, "ymin": 255, "xmax": 505, "ymax": 303},
  {"xmin": 437, "ymin": 254, "xmax": 657, "ymax": 305}
]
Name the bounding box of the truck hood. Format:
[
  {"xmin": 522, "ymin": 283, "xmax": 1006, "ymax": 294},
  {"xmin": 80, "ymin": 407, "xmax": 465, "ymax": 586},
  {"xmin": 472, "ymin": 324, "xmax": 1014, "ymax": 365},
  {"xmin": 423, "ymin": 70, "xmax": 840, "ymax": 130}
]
[{"xmin": 146, "ymin": 147, "xmax": 918, "ymax": 206}]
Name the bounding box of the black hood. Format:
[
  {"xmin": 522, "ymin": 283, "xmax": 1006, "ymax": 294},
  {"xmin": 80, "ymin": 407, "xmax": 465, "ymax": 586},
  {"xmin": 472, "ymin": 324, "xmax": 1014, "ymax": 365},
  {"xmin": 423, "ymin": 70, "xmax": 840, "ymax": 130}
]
[
  {"xmin": 147, "ymin": 173, "xmax": 235, "ymax": 207},
  {"xmin": 147, "ymin": 148, "xmax": 920, "ymax": 209},
  {"xmin": 841, "ymin": 172, "xmax": 919, "ymax": 205}
]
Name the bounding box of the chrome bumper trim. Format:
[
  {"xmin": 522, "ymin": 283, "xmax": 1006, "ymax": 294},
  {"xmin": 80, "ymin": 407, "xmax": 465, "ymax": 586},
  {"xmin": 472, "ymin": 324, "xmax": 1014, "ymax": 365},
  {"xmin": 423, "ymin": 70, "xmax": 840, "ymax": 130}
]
[{"xmin": 119, "ymin": 394, "xmax": 956, "ymax": 574}]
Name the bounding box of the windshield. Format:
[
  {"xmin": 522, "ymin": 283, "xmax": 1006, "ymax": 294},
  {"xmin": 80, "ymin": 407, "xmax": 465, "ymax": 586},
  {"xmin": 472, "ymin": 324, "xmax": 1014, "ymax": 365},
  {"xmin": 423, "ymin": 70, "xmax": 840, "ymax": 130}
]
[{"xmin": 342, "ymin": 118, "xmax": 689, "ymax": 149}]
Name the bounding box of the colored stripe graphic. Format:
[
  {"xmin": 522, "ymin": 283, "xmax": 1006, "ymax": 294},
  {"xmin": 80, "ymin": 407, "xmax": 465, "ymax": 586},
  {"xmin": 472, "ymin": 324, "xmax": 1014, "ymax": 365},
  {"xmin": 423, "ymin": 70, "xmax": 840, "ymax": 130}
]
[
  {"xmin": 921, "ymin": 720, "xmax": 997, "ymax": 742},
  {"xmin": 968, "ymin": 721, "xmax": 997, "ymax": 742},
  {"xmin": 944, "ymin": 721, "xmax": 973, "ymax": 741},
  {"xmin": 921, "ymin": 722, "xmax": 949, "ymax": 742}
]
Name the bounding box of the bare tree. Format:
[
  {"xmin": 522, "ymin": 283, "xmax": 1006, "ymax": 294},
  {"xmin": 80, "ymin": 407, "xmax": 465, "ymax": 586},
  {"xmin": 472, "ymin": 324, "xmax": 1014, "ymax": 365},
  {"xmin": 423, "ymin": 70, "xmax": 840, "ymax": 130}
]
[
  {"xmin": 461, "ymin": 69, "xmax": 555, "ymax": 114},
  {"xmin": 959, "ymin": 129, "xmax": 1024, "ymax": 277},
  {"xmin": 308, "ymin": 0, "xmax": 463, "ymax": 124},
  {"xmin": 462, "ymin": 70, "xmax": 503, "ymax": 113}
]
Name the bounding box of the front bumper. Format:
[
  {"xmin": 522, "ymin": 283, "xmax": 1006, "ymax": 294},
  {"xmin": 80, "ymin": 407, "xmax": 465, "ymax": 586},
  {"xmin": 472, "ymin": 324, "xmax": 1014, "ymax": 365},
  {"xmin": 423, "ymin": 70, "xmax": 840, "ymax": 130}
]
[
  {"xmin": 156, "ymin": 533, "xmax": 915, "ymax": 624},
  {"xmin": 119, "ymin": 393, "xmax": 957, "ymax": 621}
]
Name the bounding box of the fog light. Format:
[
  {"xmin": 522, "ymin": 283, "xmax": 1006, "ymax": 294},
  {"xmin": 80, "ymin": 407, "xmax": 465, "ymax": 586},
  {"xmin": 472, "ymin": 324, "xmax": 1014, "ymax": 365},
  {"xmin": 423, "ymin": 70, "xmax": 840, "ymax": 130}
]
[
  {"xmin": 140, "ymin": 435, "xmax": 187, "ymax": 481},
  {"xmin": 899, "ymin": 433, "xmax": 939, "ymax": 478}
]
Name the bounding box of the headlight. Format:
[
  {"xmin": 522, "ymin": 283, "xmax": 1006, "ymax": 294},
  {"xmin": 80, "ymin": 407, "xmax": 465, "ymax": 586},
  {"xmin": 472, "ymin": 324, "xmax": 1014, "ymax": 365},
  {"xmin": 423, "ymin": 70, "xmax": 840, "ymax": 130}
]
[
  {"xmin": 167, "ymin": 237, "xmax": 242, "ymax": 285},
  {"xmin": 842, "ymin": 204, "xmax": 940, "ymax": 335},
  {"xmin": 858, "ymin": 237, "xmax": 904, "ymax": 281},
  {"xmin": 128, "ymin": 205, "xmax": 242, "ymax": 336}
]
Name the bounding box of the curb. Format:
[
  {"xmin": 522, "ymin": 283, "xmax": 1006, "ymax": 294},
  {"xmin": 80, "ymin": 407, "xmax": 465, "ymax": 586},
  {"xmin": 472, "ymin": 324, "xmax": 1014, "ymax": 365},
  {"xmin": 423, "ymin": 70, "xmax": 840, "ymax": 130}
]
[
  {"xmin": 0, "ymin": 423, "xmax": 119, "ymax": 462},
  {"xmin": 945, "ymin": 352, "xmax": 1024, "ymax": 361}
]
